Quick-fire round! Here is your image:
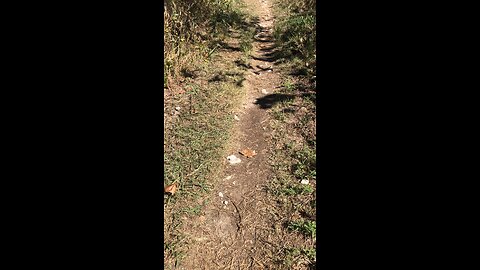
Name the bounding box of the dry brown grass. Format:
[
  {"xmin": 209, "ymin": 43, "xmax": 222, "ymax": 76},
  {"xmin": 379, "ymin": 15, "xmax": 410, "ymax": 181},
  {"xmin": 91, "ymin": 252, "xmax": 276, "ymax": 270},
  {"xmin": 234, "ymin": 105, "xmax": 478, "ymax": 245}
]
[{"xmin": 164, "ymin": 0, "xmax": 247, "ymax": 89}]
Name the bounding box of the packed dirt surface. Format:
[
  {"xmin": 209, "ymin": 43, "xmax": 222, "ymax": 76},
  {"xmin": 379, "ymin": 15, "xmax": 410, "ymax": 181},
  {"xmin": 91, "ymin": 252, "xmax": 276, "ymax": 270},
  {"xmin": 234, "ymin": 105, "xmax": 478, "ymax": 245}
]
[{"xmin": 178, "ymin": 0, "xmax": 285, "ymax": 269}]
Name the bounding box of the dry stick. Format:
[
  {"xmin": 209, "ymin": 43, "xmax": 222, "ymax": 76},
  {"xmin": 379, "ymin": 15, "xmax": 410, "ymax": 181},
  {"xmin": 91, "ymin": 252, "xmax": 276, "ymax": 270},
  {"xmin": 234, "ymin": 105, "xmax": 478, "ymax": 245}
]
[
  {"xmin": 185, "ymin": 162, "xmax": 205, "ymax": 179},
  {"xmin": 251, "ymin": 255, "xmax": 265, "ymax": 268},
  {"xmin": 213, "ymin": 246, "xmax": 226, "ymax": 268},
  {"xmin": 228, "ymin": 197, "xmax": 243, "ymax": 232}
]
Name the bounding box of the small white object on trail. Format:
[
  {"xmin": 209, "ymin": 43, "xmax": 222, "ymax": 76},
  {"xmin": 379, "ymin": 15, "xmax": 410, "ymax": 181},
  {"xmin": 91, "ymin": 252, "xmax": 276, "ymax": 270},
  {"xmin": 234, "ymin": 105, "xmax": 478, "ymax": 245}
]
[
  {"xmin": 301, "ymin": 179, "xmax": 310, "ymax": 185},
  {"xmin": 175, "ymin": 106, "xmax": 181, "ymax": 111},
  {"xmin": 234, "ymin": 115, "xmax": 240, "ymax": 121},
  {"xmin": 218, "ymin": 192, "xmax": 224, "ymax": 198},
  {"xmin": 223, "ymin": 200, "xmax": 228, "ymax": 205},
  {"xmin": 224, "ymin": 175, "xmax": 233, "ymax": 180},
  {"xmin": 261, "ymin": 89, "xmax": 268, "ymax": 94},
  {"xmin": 227, "ymin": 155, "xmax": 242, "ymax": 164}
]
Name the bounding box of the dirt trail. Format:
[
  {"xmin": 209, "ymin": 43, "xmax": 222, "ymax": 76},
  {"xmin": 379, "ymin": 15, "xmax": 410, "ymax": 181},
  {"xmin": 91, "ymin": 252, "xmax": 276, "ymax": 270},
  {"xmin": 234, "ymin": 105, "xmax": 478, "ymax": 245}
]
[{"xmin": 179, "ymin": 0, "xmax": 283, "ymax": 269}]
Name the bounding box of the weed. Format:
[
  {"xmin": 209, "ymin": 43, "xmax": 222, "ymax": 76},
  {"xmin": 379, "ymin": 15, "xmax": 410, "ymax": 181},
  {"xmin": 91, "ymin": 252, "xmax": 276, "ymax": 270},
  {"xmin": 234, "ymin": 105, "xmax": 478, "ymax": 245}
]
[
  {"xmin": 282, "ymin": 78, "xmax": 296, "ymax": 92},
  {"xmin": 283, "ymin": 246, "xmax": 316, "ymax": 268},
  {"xmin": 291, "ymin": 145, "xmax": 316, "ymax": 181},
  {"xmin": 239, "ymin": 28, "xmax": 255, "ymax": 56},
  {"xmin": 273, "ymin": 0, "xmax": 316, "ymax": 75},
  {"xmin": 280, "ymin": 184, "xmax": 313, "ymax": 196},
  {"xmin": 272, "ymin": 110, "xmax": 286, "ymax": 121},
  {"xmin": 287, "ymin": 220, "xmax": 316, "ymax": 238},
  {"xmin": 181, "ymin": 205, "xmax": 202, "ymax": 215}
]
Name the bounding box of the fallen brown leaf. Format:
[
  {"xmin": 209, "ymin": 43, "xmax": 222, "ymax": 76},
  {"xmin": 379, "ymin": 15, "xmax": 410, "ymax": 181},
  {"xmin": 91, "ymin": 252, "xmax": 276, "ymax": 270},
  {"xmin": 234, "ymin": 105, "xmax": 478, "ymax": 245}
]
[
  {"xmin": 240, "ymin": 148, "xmax": 257, "ymax": 158},
  {"xmin": 164, "ymin": 183, "xmax": 177, "ymax": 195}
]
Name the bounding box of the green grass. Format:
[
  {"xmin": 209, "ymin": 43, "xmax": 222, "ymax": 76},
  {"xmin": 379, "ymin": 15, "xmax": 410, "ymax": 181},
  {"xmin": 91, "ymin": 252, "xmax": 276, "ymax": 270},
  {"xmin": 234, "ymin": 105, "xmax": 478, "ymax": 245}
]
[
  {"xmin": 291, "ymin": 145, "xmax": 316, "ymax": 181},
  {"xmin": 164, "ymin": 81, "xmax": 242, "ymax": 202},
  {"xmin": 265, "ymin": 9, "xmax": 317, "ymax": 263},
  {"xmin": 239, "ymin": 28, "xmax": 255, "ymax": 56},
  {"xmin": 282, "ymin": 246, "xmax": 316, "ymax": 269},
  {"xmin": 267, "ymin": 91, "xmax": 316, "ymax": 268},
  {"xmin": 287, "ymin": 220, "xmax": 316, "ymax": 238},
  {"xmin": 272, "ymin": 0, "xmax": 316, "ymax": 76},
  {"xmin": 282, "ymin": 78, "xmax": 296, "ymax": 92},
  {"xmin": 279, "ymin": 182, "xmax": 314, "ymax": 196},
  {"xmin": 164, "ymin": 80, "xmax": 245, "ymax": 268}
]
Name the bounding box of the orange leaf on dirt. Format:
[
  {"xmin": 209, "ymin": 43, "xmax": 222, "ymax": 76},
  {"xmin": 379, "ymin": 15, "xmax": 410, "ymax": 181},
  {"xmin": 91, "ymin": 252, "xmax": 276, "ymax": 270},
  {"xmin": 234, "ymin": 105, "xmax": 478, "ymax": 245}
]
[
  {"xmin": 239, "ymin": 148, "xmax": 257, "ymax": 158},
  {"xmin": 164, "ymin": 183, "xmax": 177, "ymax": 195}
]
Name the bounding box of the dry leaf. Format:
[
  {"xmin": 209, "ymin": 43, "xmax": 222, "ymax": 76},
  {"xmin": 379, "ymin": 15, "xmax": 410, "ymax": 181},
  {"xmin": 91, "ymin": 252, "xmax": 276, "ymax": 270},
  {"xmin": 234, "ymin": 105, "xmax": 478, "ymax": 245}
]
[
  {"xmin": 240, "ymin": 148, "xmax": 257, "ymax": 158},
  {"xmin": 164, "ymin": 183, "xmax": 177, "ymax": 195}
]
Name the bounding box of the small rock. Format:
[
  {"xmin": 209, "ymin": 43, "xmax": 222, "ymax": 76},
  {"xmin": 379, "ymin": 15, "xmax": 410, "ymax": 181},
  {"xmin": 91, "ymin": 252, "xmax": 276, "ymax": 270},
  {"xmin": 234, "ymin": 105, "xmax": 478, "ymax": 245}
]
[
  {"xmin": 234, "ymin": 115, "xmax": 240, "ymax": 121},
  {"xmin": 227, "ymin": 155, "xmax": 242, "ymax": 164},
  {"xmin": 261, "ymin": 89, "xmax": 268, "ymax": 94},
  {"xmin": 175, "ymin": 106, "xmax": 181, "ymax": 111},
  {"xmin": 232, "ymin": 181, "xmax": 236, "ymax": 185},
  {"xmin": 301, "ymin": 179, "xmax": 309, "ymax": 185},
  {"xmin": 218, "ymin": 192, "xmax": 224, "ymax": 198},
  {"xmin": 223, "ymin": 200, "xmax": 229, "ymax": 205},
  {"xmin": 224, "ymin": 175, "xmax": 233, "ymax": 180}
]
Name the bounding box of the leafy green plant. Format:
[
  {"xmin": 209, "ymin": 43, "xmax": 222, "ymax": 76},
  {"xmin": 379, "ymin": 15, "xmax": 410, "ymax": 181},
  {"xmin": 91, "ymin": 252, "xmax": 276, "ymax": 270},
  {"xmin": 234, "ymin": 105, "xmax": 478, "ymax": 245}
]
[
  {"xmin": 282, "ymin": 78, "xmax": 296, "ymax": 91},
  {"xmin": 280, "ymin": 184, "xmax": 313, "ymax": 195},
  {"xmin": 181, "ymin": 205, "xmax": 202, "ymax": 215},
  {"xmin": 287, "ymin": 220, "xmax": 316, "ymax": 238},
  {"xmin": 283, "ymin": 246, "xmax": 316, "ymax": 268},
  {"xmin": 291, "ymin": 145, "xmax": 316, "ymax": 181}
]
